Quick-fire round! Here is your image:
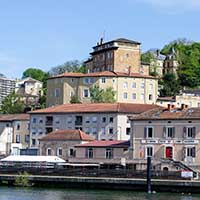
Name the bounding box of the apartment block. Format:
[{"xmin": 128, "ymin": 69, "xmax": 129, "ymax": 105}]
[
  {"xmin": 0, "ymin": 77, "xmax": 16, "ymax": 106},
  {"xmin": 129, "ymin": 105, "xmax": 200, "ymax": 170},
  {"xmin": 29, "ymin": 103, "xmax": 159, "ymax": 150},
  {"xmin": 46, "ymin": 71, "xmax": 158, "ymax": 107}
]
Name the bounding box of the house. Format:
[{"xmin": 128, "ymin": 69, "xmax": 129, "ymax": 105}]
[
  {"xmin": 46, "ymin": 71, "xmax": 158, "ymax": 106},
  {"xmin": 0, "ymin": 77, "xmax": 16, "ymax": 106},
  {"xmin": 39, "ymin": 129, "xmax": 94, "ymax": 160},
  {"xmin": 0, "ymin": 114, "xmax": 30, "ymax": 156},
  {"xmin": 70, "ymin": 140, "xmax": 130, "ymax": 165},
  {"xmin": 29, "ymin": 103, "xmax": 160, "ymax": 149},
  {"xmin": 46, "ymin": 38, "xmax": 158, "ymax": 107},
  {"xmin": 129, "ymin": 104, "xmax": 200, "ymax": 171}
]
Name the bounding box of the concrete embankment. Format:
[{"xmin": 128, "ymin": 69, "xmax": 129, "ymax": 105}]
[{"xmin": 0, "ymin": 174, "xmax": 200, "ymax": 193}]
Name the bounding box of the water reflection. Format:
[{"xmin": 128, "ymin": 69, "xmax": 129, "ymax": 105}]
[{"xmin": 0, "ymin": 187, "xmax": 199, "ymax": 200}]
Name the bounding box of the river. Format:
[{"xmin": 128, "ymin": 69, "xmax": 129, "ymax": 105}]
[{"xmin": 0, "ymin": 187, "xmax": 198, "ymax": 200}]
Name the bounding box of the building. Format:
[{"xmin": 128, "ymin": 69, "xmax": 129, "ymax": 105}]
[
  {"xmin": 0, "ymin": 77, "xmax": 16, "ymax": 106},
  {"xmin": 85, "ymin": 38, "xmax": 141, "ymax": 74},
  {"xmin": 29, "ymin": 103, "xmax": 159, "ymax": 150},
  {"xmin": 0, "ymin": 114, "xmax": 30, "ymax": 156},
  {"xmin": 39, "ymin": 129, "xmax": 94, "ymax": 160},
  {"xmin": 70, "ymin": 140, "xmax": 130, "ymax": 165},
  {"xmin": 129, "ymin": 105, "xmax": 200, "ymax": 171},
  {"xmin": 46, "ymin": 71, "xmax": 158, "ymax": 106},
  {"xmin": 15, "ymin": 77, "xmax": 43, "ymax": 109}
]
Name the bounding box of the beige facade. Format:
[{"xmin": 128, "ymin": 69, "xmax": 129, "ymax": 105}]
[
  {"xmin": 46, "ymin": 72, "xmax": 158, "ymax": 107},
  {"xmin": 129, "ymin": 107, "xmax": 200, "ymax": 170}
]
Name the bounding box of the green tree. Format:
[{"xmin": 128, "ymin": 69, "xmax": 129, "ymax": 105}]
[
  {"xmin": 49, "ymin": 60, "xmax": 86, "ymax": 76},
  {"xmin": 90, "ymin": 86, "xmax": 116, "ymax": 103},
  {"xmin": 0, "ymin": 93, "xmax": 25, "ymax": 114},
  {"xmin": 70, "ymin": 95, "xmax": 81, "ymax": 104},
  {"xmin": 22, "ymin": 68, "xmax": 48, "ymax": 82},
  {"xmin": 141, "ymin": 51, "xmax": 154, "ymax": 63},
  {"xmin": 159, "ymin": 73, "xmax": 181, "ymax": 97}
]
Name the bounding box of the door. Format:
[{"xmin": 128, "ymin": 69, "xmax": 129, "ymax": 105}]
[{"xmin": 166, "ymin": 147, "xmax": 173, "ymax": 159}]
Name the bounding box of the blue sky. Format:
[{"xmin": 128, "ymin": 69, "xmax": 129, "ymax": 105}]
[{"xmin": 0, "ymin": 0, "xmax": 200, "ymax": 78}]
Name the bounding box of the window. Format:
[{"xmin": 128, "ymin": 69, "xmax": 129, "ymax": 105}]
[
  {"xmin": 55, "ymin": 88, "xmax": 60, "ymax": 97},
  {"xmin": 132, "ymin": 82, "xmax": 136, "ymax": 88},
  {"xmin": 67, "ymin": 116, "xmax": 73, "ymax": 124},
  {"xmin": 164, "ymin": 127, "xmax": 175, "ymax": 138},
  {"xmin": 16, "ymin": 135, "xmax": 20, "ymax": 143},
  {"xmin": 90, "ymin": 78, "xmax": 94, "ymax": 84},
  {"xmin": 92, "ymin": 116, "xmax": 97, "ymax": 123},
  {"xmin": 32, "ymin": 118, "xmax": 37, "ymax": 123},
  {"xmin": 109, "ymin": 117, "xmax": 113, "ymax": 123},
  {"xmin": 126, "ymin": 128, "xmax": 131, "ymax": 135},
  {"xmin": 32, "ymin": 128, "xmax": 36, "ymax": 135},
  {"xmin": 141, "ymin": 83, "xmax": 145, "ymax": 89},
  {"xmin": 57, "ymin": 148, "xmax": 62, "ymax": 156},
  {"xmin": 47, "ymin": 148, "xmax": 52, "ymax": 156},
  {"xmin": 83, "ymin": 89, "xmax": 89, "ymax": 97},
  {"xmin": 85, "ymin": 117, "xmax": 90, "ymax": 123},
  {"xmin": 149, "ymin": 83, "xmax": 153, "ymax": 91},
  {"xmin": 109, "ymin": 127, "xmax": 113, "ymax": 134},
  {"xmin": 146, "ymin": 146, "xmax": 153, "ymax": 158},
  {"xmin": 132, "ymin": 93, "xmax": 136, "ymax": 100},
  {"xmin": 39, "ymin": 118, "xmax": 43, "ymax": 124},
  {"xmin": 92, "ymin": 127, "xmax": 97, "ymax": 134},
  {"xmin": 186, "ymin": 147, "xmax": 196, "ymax": 158},
  {"xmin": 149, "ymin": 94, "xmax": 153, "ymax": 100},
  {"xmin": 102, "ymin": 117, "xmax": 106, "ymax": 123},
  {"xmin": 86, "ymin": 148, "xmax": 93, "ymax": 158},
  {"xmin": 140, "ymin": 93, "xmax": 144, "ymax": 100},
  {"xmin": 101, "ymin": 127, "xmax": 106, "ymax": 134},
  {"xmin": 25, "ymin": 134, "xmax": 30, "ymax": 143},
  {"xmin": 71, "ymin": 78, "xmax": 74, "ymax": 83},
  {"xmin": 16, "ymin": 123, "xmax": 20, "ymax": 130},
  {"xmin": 69, "ymin": 148, "xmax": 75, "ymax": 157},
  {"xmin": 85, "ymin": 127, "xmax": 90, "ymax": 134},
  {"xmin": 38, "ymin": 129, "xmax": 43, "ymax": 135},
  {"xmin": 105, "ymin": 148, "xmax": 113, "ymax": 159},
  {"xmin": 145, "ymin": 127, "xmax": 153, "ymax": 138},
  {"xmin": 101, "ymin": 77, "xmax": 106, "ymax": 83},
  {"xmin": 123, "ymin": 82, "xmax": 128, "ymax": 89},
  {"xmin": 32, "ymin": 139, "xmax": 36, "ymax": 146},
  {"xmin": 55, "ymin": 117, "xmax": 60, "ymax": 124},
  {"xmin": 84, "ymin": 78, "xmax": 89, "ymax": 84},
  {"xmin": 123, "ymin": 92, "xmax": 128, "ymax": 99},
  {"xmin": 184, "ymin": 127, "xmax": 196, "ymax": 138}
]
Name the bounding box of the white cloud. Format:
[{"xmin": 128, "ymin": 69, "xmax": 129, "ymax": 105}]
[{"xmin": 140, "ymin": 0, "xmax": 200, "ymax": 11}]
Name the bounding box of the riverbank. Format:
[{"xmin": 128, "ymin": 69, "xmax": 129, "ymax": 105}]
[{"xmin": 0, "ymin": 174, "xmax": 200, "ymax": 193}]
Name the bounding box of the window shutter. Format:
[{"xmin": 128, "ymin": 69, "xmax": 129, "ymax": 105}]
[
  {"xmin": 85, "ymin": 149, "xmax": 88, "ymax": 158},
  {"xmin": 192, "ymin": 147, "xmax": 196, "ymax": 158},
  {"xmin": 192, "ymin": 127, "xmax": 196, "ymax": 138},
  {"xmin": 182, "ymin": 147, "xmax": 186, "ymax": 161},
  {"xmin": 163, "ymin": 127, "xmax": 166, "ymax": 138},
  {"xmin": 183, "ymin": 127, "xmax": 186, "ymax": 138},
  {"xmin": 172, "ymin": 127, "xmax": 175, "ymax": 138},
  {"xmin": 144, "ymin": 127, "xmax": 147, "ymax": 138}
]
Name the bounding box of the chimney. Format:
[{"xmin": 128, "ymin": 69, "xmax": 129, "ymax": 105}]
[
  {"xmin": 100, "ymin": 37, "xmax": 103, "ymax": 45},
  {"xmin": 156, "ymin": 49, "xmax": 160, "ymax": 57},
  {"xmin": 128, "ymin": 66, "xmax": 131, "ymax": 76}
]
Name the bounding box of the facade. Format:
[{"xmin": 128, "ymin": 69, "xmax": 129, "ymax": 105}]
[
  {"xmin": 85, "ymin": 38, "xmax": 141, "ymax": 74},
  {"xmin": 46, "ymin": 71, "xmax": 158, "ymax": 106},
  {"xmin": 15, "ymin": 77, "xmax": 43, "ymax": 108},
  {"xmin": 70, "ymin": 140, "xmax": 130, "ymax": 164},
  {"xmin": 39, "ymin": 129, "xmax": 94, "ymax": 160},
  {"xmin": 0, "ymin": 114, "xmax": 30, "ymax": 156},
  {"xmin": 129, "ymin": 105, "xmax": 200, "ymax": 170},
  {"xmin": 29, "ymin": 103, "xmax": 159, "ymax": 149},
  {"xmin": 163, "ymin": 51, "xmax": 178, "ymax": 75},
  {"xmin": 0, "ymin": 77, "xmax": 16, "ymax": 106}
]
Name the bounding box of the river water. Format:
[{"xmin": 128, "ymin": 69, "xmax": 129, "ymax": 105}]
[{"xmin": 0, "ymin": 187, "xmax": 198, "ymax": 200}]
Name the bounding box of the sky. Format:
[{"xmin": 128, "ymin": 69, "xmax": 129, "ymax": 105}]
[{"xmin": 0, "ymin": 0, "xmax": 200, "ymax": 78}]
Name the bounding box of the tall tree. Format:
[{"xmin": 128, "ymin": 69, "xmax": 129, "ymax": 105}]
[
  {"xmin": 90, "ymin": 86, "xmax": 116, "ymax": 103},
  {"xmin": 0, "ymin": 93, "xmax": 25, "ymax": 114},
  {"xmin": 49, "ymin": 60, "xmax": 86, "ymax": 76}
]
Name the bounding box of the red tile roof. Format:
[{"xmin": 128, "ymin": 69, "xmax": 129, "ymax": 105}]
[
  {"xmin": 40, "ymin": 130, "xmax": 94, "ymax": 141},
  {"xmin": 0, "ymin": 114, "xmax": 30, "ymax": 122},
  {"xmin": 30, "ymin": 103, "xmax": 160, "ymax": 114},
  {"xmin": 130, "ymin": 107, "xmax": 200, "ymax": 120},
  {"xmin": 48, "ymin": 71, "xmax": 156, "ymax": 79},
  {"xmin": 76, "ymin": 140, "xmax": 130, "ymax": 148}
]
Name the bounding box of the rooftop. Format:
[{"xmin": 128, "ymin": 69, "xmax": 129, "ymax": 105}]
[
  {"xmin": 48, "ymin": 71, "xmax": 156, "ymax": 80},
  {"xmin": 0, "ymin": 114, "xmax": 30, "ymax": 122},
  {"xmin": 76, "ymin": 140, "xmax": 130, "ymax": 148},
  {"xmin": 39, "ymin": 129, "xmax": 94, "ymax": 141},
  {"xmin": 30, "ymin": 103, "xmax": 160, "ymax": 114}
]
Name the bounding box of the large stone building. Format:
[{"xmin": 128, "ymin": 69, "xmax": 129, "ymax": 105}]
[
  {"xmin": 47, "ymin": 71, "xmax": 158, "ymax": 107},
  {"xmin": 85, "ymin": 38, "xmax": 141, "ymax": 74},
  {"xmin": 0, "ymin": 77, "xmax": 16, "ymax": 106},
  {"xmin": 29, "ymin": 103, "xmax": 159, "ymax": 150},
  {"xmin": 46, "ymin": 38, "xmax": 158, "ymax": 107},
  {"xmin": 0, "ymin": 114, "xmax": 30, "ymax": 156},
  {"xmin": 129, "ymin": 105, "xmax": 200, "ymax": 171}
]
